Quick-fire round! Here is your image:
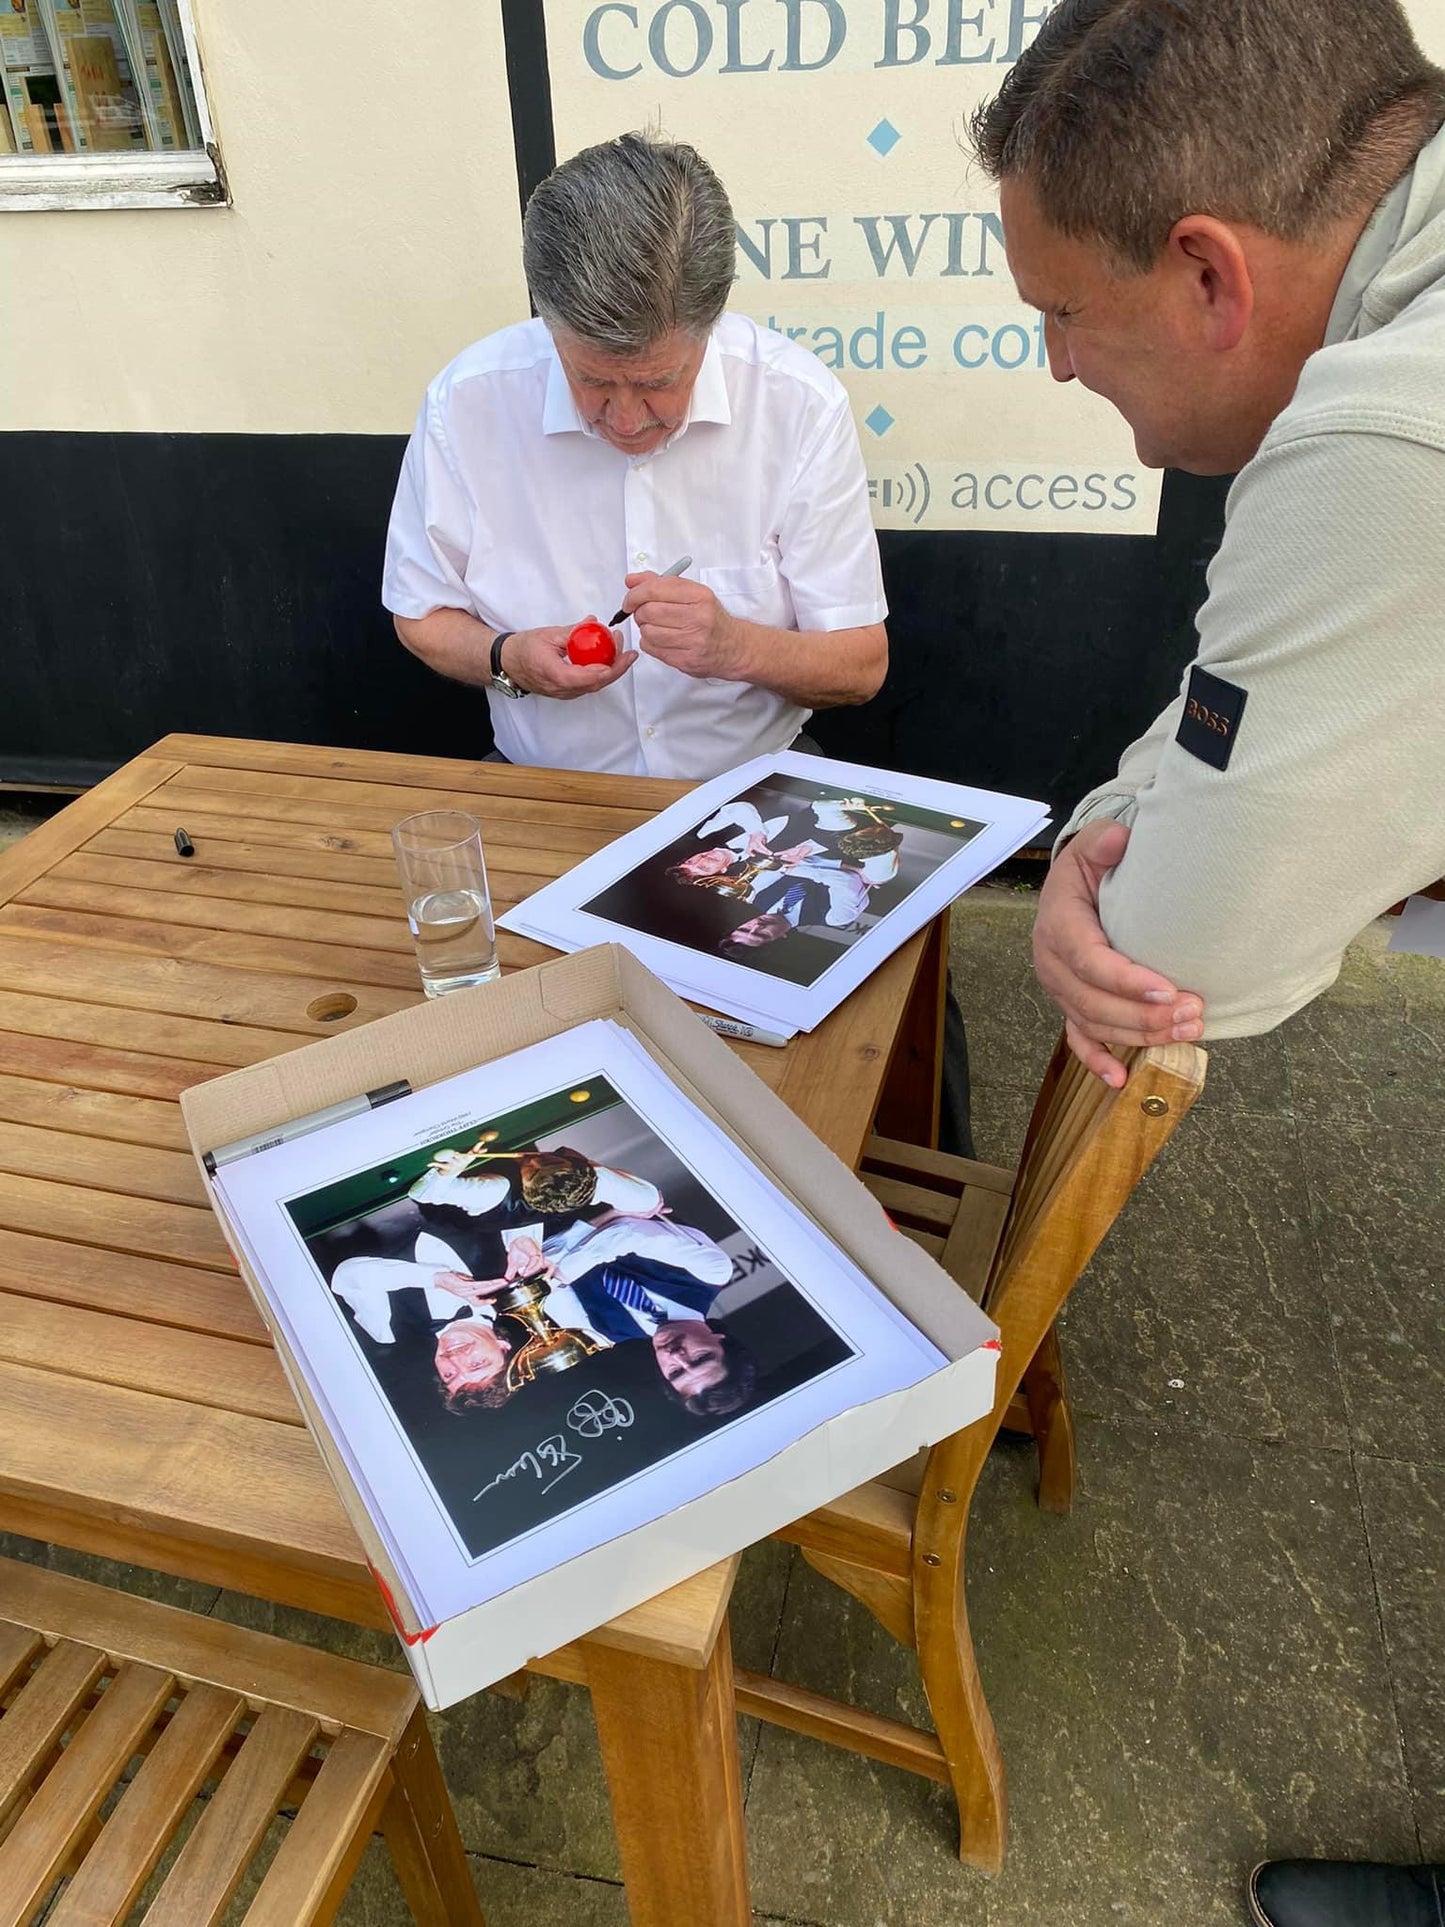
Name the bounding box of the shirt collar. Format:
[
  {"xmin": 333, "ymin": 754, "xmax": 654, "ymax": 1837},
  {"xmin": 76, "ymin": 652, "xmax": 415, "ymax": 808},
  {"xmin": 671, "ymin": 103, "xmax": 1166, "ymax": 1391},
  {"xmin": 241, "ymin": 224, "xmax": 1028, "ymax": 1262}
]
[{"xmin": 540, "ymin": 327, "xmax": 733, "ymax": 443}]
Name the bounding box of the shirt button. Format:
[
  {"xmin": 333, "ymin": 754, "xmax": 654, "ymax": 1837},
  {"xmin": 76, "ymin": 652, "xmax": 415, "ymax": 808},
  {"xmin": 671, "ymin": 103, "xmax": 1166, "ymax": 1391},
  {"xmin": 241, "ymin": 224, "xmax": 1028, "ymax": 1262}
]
[
  {"xmin": 644, "ymin": 726, "xmax": 656, "ymax": 738},
  {"xmin": 635, "ymin": 551, "xmax": 648, "ymax": 563}
]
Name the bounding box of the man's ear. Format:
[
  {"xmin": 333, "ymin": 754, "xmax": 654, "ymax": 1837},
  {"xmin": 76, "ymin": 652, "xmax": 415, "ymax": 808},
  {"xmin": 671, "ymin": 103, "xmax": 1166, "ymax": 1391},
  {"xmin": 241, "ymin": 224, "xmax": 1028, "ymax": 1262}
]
[{"xmin": 1167, "ymin": 215, "xmax": 1255, "ymax": 352}]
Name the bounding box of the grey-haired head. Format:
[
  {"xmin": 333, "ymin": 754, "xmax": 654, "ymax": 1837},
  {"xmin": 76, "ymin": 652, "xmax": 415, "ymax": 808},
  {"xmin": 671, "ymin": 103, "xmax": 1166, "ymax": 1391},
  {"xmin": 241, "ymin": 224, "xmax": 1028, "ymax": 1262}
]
[{"xmin": 523, "ymin": 131, "xmax": 735, "ymax": 354}]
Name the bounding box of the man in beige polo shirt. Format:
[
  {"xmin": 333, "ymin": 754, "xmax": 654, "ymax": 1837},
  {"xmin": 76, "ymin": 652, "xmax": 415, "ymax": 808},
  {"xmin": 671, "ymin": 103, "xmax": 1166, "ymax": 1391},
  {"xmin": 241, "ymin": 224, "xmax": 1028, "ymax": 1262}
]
[{"xmin": 973, "ymin": 3, "xmax": 1445, "ymax": 1923}]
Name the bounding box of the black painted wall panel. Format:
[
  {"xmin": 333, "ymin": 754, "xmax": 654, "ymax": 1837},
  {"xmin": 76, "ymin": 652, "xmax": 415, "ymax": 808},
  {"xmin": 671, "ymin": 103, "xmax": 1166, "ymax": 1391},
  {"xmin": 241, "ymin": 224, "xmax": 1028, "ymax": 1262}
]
[{"xmin": 0, "ymin": 430, "xmax": 1228, "ymax": 818}]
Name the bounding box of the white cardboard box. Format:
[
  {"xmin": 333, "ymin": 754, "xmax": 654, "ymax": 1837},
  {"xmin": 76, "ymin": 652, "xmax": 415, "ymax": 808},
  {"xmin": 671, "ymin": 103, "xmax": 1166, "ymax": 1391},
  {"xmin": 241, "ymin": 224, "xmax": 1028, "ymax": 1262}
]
[{"xmin": 180, "ymin": 945, "xmax": 1000, "ymax": 1708}]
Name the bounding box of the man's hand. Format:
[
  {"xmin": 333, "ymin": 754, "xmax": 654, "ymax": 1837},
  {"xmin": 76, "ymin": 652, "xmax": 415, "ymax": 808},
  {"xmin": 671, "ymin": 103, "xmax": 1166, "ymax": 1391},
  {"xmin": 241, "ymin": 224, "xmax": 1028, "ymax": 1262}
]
[
  {"xmin": 503, "ymin": 1235, "xmax": 558, "ymax": 1283},
  {"xmin": 1033, "ymin": 821, "xmax": 1204, "ymax": 1088},
  {"xmin": 431, "ymin": 1268, "xmax": 490, "ymax": 1302},
  {"xmin": 622, "ymin": 573, "xmax": 746, "ymax": 681},
  {"xmin": 501, "ymin": 624, "xmax": 635, "ymax": 700}
]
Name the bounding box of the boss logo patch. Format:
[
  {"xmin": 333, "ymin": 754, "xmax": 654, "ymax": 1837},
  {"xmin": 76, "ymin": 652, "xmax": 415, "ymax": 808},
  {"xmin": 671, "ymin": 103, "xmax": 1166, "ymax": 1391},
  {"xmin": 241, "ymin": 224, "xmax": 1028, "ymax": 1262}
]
[{"xmin": 1177, "ymin": 665, "xmax": 1248, "ymax": 771}]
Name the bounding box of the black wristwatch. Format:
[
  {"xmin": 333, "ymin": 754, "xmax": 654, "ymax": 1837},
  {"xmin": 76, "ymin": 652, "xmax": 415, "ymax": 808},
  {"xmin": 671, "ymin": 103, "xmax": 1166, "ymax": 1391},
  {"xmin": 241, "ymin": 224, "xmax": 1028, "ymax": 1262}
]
[{"xmin": 489, "ymin": 630, "xmax": 527, "ymax": 699}]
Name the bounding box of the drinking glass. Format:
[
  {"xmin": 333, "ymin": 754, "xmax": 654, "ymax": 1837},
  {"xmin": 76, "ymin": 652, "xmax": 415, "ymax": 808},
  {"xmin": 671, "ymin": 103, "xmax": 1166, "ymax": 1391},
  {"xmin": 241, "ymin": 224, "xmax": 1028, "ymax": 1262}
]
[{"xmin": 391, "ymin": 810, "xmax": 500, "ymax": 997}]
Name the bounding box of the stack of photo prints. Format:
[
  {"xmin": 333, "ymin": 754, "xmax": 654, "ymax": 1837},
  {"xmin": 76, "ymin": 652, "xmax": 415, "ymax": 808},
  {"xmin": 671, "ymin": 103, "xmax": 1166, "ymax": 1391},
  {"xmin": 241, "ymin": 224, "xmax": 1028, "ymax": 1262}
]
[
  {"xmin": 500, "ymin": 752, "xmax": 1050, "ymax": 1036},
  {"xmin": 209, "ymin": 1020, "xmax": 958, "ymax": 1696}
]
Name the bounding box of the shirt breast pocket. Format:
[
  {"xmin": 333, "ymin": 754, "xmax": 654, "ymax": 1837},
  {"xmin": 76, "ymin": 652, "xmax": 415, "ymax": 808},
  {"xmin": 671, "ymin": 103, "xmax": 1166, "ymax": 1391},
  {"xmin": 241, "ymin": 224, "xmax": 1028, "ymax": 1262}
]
[
  {"xmin": 691, "ymin": 563, "xmax": 793, "ymax": 687},
  {"xmin": 693, "ymin": 562, "xmax": 793, "ymax": 630}
]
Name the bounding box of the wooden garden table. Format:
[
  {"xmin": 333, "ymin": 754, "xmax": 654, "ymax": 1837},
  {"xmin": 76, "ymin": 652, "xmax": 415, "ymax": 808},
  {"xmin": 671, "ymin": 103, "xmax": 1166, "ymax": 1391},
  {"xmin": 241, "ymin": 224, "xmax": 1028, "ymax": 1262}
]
[{"xmin": 0, "ymin": 733, "xmax": 948, "ymax": 1926}]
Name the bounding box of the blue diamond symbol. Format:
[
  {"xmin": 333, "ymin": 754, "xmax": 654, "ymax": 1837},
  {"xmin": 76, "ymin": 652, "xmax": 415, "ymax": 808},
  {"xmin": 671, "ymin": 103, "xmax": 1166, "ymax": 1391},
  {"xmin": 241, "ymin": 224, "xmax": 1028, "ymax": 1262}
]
[
  {"xmin": 864, "ymin": 405, "xmax": 895, "ymax": 437},
  {"xmin": 867, "ymin": 118, "xmax": 901, "ymax": 157}
]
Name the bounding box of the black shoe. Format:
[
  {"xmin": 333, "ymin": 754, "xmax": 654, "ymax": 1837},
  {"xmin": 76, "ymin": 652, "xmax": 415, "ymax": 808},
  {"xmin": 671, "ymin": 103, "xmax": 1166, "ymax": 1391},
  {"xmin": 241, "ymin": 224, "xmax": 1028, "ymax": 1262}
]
[{"xmin": 1249, "ymin": 1860, "xmax": 1445, "ymax": 1927}]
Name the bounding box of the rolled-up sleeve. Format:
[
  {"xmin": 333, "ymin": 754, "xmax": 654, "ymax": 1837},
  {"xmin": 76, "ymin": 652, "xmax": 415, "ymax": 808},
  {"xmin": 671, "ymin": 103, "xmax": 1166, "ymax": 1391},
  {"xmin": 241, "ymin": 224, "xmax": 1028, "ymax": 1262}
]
[{"xmin": 382, "ymin": 396, "xmax": 477, "ymax": 620}]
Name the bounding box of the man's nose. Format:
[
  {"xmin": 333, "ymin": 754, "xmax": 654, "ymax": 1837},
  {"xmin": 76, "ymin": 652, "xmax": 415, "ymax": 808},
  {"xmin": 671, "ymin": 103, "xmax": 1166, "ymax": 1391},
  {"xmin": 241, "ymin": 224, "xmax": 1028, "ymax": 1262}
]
[
  {"xmin": 608, "ymin": 391, "xmax": 649, "ymax": 433},
  {"xmin": 1044, "ymin": 316, "xmax": 1076, "ymax": 384}
]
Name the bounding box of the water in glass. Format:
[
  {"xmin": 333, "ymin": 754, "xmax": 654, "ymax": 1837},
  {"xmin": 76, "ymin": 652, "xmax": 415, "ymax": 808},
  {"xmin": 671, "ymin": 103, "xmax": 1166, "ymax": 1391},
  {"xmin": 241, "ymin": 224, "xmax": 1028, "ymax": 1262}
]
[{"xmin": 408, "ymin": 886, "xmax": 498, "ymax": 996}]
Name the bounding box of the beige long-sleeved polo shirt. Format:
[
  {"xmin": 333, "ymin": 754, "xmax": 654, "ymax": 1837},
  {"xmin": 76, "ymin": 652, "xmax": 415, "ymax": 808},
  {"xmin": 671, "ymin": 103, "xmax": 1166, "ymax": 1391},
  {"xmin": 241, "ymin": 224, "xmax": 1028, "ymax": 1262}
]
[{"xmin": 1063, "ymin": 126, "xmax": 1445, "ymax": 1038}]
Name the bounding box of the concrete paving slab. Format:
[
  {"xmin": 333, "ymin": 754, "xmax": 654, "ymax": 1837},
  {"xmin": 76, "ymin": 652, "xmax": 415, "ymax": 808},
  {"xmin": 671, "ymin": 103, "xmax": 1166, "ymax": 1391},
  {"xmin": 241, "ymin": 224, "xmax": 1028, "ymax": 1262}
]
[
  {"xmin": 1284, "ymin": 997, "xmax": 1445, "ymax": 1132},
  {"xmin": 1300, "ymin": 1122, "xmax": 1445, "ymax": 1467},
  {"xmin": 1356, "ymin": 1455, "xmax": 1445, "ymax": 1859},
  {"xmin": 329, "ymin": 1838, "xmax": 629, "ymax": 1925},
  {"xmin": 1063, "ymin": 1238, "xmax": 1348, "ymax": 1452},
  {"xmin": 1094, "ymin": 1107, "xmax": 1320, "ymax": 1278},
  {"xmin": 746, "ymin": 1419, "xmax": 1414, "ymax": 1927}
]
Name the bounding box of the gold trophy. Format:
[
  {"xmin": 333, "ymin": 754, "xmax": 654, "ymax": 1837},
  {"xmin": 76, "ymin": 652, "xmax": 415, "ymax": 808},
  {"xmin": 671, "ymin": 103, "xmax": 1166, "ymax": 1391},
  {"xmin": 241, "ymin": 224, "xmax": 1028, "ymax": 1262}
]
[{"xmin": 491, "ymin": 1272, "xmax": 606, "ymax": 1390}]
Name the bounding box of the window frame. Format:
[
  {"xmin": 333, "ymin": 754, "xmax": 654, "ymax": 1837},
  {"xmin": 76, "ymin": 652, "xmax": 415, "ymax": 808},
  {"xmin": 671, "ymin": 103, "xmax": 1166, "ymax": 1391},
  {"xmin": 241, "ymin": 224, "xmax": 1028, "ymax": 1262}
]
[{"xmin": 0, "ymin": 0, "xmax": 225, "ymax": 212}]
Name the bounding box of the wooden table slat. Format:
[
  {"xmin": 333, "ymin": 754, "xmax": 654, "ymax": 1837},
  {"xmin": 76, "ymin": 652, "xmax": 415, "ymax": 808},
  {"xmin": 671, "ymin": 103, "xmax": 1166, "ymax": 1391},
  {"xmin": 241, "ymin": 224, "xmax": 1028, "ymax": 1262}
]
[
  {"xmin": 0, "ymin": 1225, "xmax": 267, "ymax": 1343},
  {"xmin": 0, "ymin": 756, "xmax": 181, "ymax": 906},
  {"xmin": 0, "ymin": 1072, "xmax": 190, "ymax": 1151},
  {"xmin": 0, "ymin": 935, "xmax": 417, "ymax": 1037},
  {"xmin": 89, "ymin": 825, "xmax": 404, "ymax": 892},
  {"xmin": 154, "ymin": 774, "xmax": 656, "ymax": 841},
  {"xmin": 151, "ymin": 732, "xmax": 695, "ymax": 813},
  {"xmin": 0, "ymin": 987, "xmax": 305, "ymax": 1074},
  {"xmin": 56, "ymin": 847, "xmax": 407, "ymax": 915},
  {"xmin": 0, "ymin": 1117, "xmax": 207, "ymax": 1207},
  {"xmin": 23, "ymin": 873, "xmax": 414, "ymax": 956},
  {"xmin": 0, "ymin": 1170, "xmax": 231, "ymax": 1270},
  {"xmin": 0, "ymin": 1027, "xmax": 227, "ymax": 1104},
  {"xmin": 0, "ymin": 1290, "xmax": 298, "ymax": 1424},
  {"xmin": 0, "ymin": 1358, "xmax": 366, "ymax": 1575}
]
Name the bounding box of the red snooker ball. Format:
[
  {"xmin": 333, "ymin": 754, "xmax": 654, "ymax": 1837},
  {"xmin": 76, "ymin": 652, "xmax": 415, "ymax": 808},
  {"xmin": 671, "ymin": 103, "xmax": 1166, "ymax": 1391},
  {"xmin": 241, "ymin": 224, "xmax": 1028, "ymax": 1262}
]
[{"xmin": 567, "ymin": 621, "xmax": 617, "ymax": 667}]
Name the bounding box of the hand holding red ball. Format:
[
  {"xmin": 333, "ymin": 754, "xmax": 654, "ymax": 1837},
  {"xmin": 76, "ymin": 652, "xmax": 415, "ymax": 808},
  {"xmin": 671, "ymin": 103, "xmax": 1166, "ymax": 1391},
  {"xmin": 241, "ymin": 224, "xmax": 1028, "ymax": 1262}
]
[{"xmin": 566, "ymin": 620, "xmax": 617, "ymax": 667}]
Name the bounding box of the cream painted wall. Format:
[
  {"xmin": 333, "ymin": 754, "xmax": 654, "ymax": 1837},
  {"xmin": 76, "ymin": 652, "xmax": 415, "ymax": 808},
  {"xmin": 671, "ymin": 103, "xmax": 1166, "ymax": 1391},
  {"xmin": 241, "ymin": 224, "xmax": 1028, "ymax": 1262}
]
[
  {"xmin": 0, "ymin": 0, "xmax": 529, "ymax": 433},
  {"xmin": 544, "ymin": 0, "xmax": 1445, "ymax": 538},
  {"xmin": 1, "ymin": 0, "xmax": 1442, "ymax": 447}
]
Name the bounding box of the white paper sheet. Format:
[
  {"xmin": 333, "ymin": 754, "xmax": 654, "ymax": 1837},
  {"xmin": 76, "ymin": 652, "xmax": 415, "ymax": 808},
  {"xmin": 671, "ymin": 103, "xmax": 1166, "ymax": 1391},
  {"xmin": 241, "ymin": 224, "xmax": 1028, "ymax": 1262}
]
[
  {"xmin": 1387, "ymin": 895, "xmax": 1445, "ymax": 960},
  {"xmin": 499, "ymin": 752, "xmax": 1048, "ymax": 1031},
  {"xmin": 213, "ymin": 1021, "xmax": 947, "ymax": 1629}
]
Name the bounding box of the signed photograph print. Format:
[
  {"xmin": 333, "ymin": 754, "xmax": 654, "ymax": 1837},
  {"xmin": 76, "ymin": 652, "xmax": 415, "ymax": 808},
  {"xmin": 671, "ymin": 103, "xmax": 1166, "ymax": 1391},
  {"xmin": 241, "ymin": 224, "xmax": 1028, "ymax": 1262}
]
[
  {"xmin": 579, "ymin": 772, "xmax": 986, "ymax": 988},
  {"xmin": 283, "ymin": 1076, "xmax": 855, "ymax": 1563}
]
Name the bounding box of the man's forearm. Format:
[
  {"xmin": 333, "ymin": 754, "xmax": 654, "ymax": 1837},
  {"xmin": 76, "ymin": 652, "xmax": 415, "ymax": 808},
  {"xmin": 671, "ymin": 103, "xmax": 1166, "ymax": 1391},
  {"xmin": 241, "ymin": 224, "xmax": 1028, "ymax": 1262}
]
[
  {"xmin": 394, "ymin": 608, "xmax": 497, "ymax": 688},
  {"xmin": 728, "ymin": 620, "xmax": 887, "ymax": 708}
]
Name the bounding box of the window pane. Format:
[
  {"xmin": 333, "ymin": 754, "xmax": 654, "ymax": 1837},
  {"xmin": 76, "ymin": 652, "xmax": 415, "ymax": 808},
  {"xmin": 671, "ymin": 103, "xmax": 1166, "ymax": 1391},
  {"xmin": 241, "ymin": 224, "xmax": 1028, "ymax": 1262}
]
[{"xmin": 0, "ymin": 0, "xmax": 203, "ymax": 154}]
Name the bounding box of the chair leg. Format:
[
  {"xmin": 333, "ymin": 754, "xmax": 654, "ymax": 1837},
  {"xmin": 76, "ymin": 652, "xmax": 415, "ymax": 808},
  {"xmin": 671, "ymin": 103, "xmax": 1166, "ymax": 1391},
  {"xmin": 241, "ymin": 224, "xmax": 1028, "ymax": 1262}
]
[
  {"xmin": 911, "ymin": 1460, "xmax": 1007, "ymax": 1873},
  {"xmin": 379, "ymin": 1706, "xmax": 485, "ymax": 1927},
  {"xmin": 1022, "ymin": 1324, "xmax": 1077, "ymax": 1516}
]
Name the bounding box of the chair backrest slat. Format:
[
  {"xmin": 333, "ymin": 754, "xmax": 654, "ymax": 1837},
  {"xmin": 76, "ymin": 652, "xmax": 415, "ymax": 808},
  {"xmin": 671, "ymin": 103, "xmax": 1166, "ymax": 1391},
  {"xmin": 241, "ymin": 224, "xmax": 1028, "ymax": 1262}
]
[{"xmin": 985, "ymin": 1040, "xmax": 1205, "ymax": 1428}]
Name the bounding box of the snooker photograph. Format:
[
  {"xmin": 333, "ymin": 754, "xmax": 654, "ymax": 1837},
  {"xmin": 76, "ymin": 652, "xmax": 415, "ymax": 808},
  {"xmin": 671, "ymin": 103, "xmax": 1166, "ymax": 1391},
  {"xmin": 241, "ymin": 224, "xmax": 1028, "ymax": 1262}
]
[
  {"xmin": 581, "ymin": 769, "xmax": 987, "ymax": 987},
  {"xmin": 283, "ymin": 1073, "xmax": 857, "ymax": 1564}
]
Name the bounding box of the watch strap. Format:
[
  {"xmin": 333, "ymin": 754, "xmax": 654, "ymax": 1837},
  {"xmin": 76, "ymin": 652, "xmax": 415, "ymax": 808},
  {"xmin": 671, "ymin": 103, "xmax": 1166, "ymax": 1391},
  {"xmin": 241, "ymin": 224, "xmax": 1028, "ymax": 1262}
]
[{"xmin": 489, "ymin": 630, "xmax": 527, "ymax": 697}]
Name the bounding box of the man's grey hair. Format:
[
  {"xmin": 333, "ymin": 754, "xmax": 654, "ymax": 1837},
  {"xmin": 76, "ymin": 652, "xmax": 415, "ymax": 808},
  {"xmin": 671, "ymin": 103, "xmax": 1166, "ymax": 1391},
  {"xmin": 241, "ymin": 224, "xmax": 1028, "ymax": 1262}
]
[
  {"xmin": 970, "ymin": 0, "xmax": 1445, "ymax": 272},
  {"xmin": 523, "ymin": 132, "xmax": 735, "ymax": 353}
]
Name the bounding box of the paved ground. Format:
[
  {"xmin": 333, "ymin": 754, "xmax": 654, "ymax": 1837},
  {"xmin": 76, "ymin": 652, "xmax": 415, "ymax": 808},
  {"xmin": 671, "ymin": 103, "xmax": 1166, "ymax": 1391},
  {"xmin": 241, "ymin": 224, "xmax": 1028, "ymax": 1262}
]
[{"xmin": 2, "ymin": 798, "xmax": 1440, "ymax": 1925}]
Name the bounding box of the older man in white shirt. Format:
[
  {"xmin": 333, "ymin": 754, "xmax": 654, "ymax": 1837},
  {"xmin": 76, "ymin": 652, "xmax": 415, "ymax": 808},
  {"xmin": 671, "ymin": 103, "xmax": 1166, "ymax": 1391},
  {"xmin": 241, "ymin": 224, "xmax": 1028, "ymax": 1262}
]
[{"xmin": 383, "ymin": 132, "xmax": 887, "ymax": 781}]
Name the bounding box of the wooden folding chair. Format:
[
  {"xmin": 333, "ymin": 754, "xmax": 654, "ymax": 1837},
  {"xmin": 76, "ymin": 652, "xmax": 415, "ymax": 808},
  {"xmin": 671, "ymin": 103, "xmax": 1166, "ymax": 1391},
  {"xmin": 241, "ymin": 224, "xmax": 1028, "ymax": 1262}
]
[
  {"xmin": 740, "ymin": 1036, "xmax": 1207, "ymax": 1873},
  {"xmin": 0, "ymin": 1554, "xmax": 484, "ymax": 1926}
]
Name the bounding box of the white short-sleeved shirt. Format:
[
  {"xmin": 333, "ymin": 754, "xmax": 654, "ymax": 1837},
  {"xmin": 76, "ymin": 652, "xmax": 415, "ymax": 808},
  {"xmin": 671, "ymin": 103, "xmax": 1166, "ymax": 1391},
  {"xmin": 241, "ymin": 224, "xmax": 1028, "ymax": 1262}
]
[{"xmin": 382, "ymin": 313, "xmax": 887, "ymax": 779}]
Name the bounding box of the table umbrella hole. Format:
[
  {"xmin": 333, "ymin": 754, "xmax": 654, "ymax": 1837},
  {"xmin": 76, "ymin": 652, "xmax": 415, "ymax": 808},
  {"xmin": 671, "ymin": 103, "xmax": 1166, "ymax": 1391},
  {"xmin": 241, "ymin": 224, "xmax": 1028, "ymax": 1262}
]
[{"xmin": 307, "ymin": 992, "xmax": 358, "ymax": 1023}]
